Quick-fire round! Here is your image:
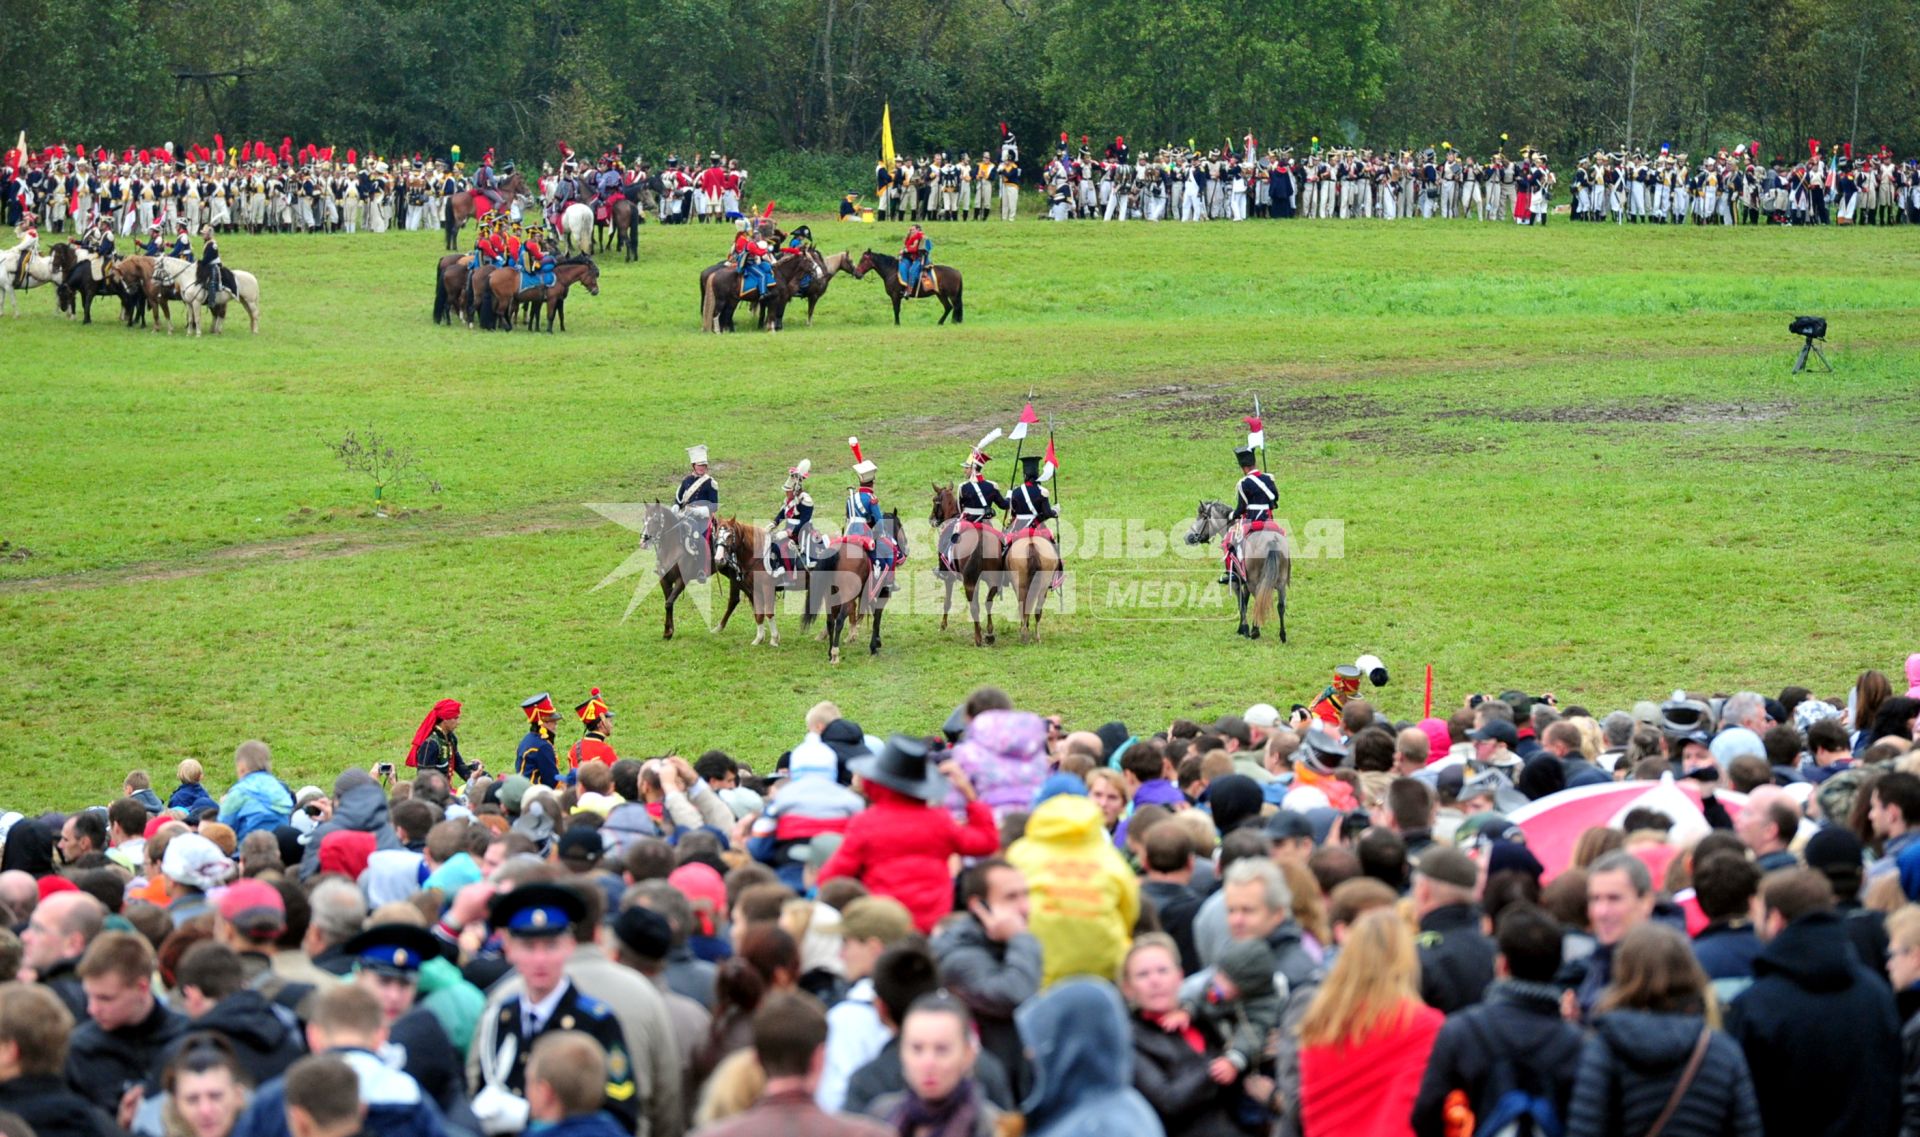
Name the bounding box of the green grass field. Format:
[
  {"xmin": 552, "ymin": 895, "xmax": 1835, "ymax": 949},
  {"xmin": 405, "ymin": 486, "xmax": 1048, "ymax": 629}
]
[{"xmin": 2, "ymin": 213, "xmax": 1916, "ymax": 811}]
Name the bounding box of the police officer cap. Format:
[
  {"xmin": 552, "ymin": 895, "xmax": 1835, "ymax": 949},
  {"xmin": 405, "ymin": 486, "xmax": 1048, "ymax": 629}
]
[
  {"xmin": 342, "ymin": 922, "xmax": 442, "ymax": 977},
  {"xmin": 489, "ymin": 881, "xmax": 586, "ymax": 937}
]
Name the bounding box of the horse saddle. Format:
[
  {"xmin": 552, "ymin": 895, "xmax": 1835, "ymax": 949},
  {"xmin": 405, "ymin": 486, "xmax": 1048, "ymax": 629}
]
[
  {"xmin": 196, "ymin": 263, "xmax": 236, "ymax": 292},
  {"xmin": 518, "ymin": 268, "xmax": 555, "ymax": 291},
  {"xmin": 594, "ymin": 202, "xmax": 612, "ymax": 223}
]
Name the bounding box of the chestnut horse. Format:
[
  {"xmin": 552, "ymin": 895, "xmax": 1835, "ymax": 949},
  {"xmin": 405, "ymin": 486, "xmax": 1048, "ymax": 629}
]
[
  {"xmin": 442, "ymin": 172, "xmax": 528, "ymax": 250},
  {"xmin": 930, "ymin": 484, "xmax": 1005, "ymax": 646},
  {"xmin": 1185, "ymin": 500, "xmax": 1290, "ymax": 641}
]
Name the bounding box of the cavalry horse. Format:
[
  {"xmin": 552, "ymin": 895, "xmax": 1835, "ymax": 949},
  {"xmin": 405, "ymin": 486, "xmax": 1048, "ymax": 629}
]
[
  {"xmin": 442, "ymin": 171, "xmax": 528, "ymax": 250},
  {"xmin": 1007, "ymin": 520, "xmax": 1063, "ymax": 644},
  {"xmin": 800, "ymin": 510, "xmax": 907, "ymax": 664},
  {"xmin": 433, "ymin": 254, "xmax": 470, "ymax": 326},
  {"xmin": 154, "ymin": 257, "xmax": 262, "ymax": 335},
  {"xmin": 557, "ymin": 202, "xmax": 595, "ymax": 257},
  {"xmin": 483, "ymin": 256, "xmax": 599, "ymax": 332},
  {"xmin": 795, "ymin": 250, "xmax": 856, "ymax": 326},
  {"xmin": 855, "ymin": 249, "xmax": 964, "ymax": 325},
  {"xmin": 709, "ymin": 516, "xmax": 815, "ymax": 647},
  {"xmin": 1186, "ymin": 501, "xmax": 1291, "ymax": 641},
  {"xmin": 1, "ymin": 241, "xmax": 60, "ymax": 316},
  {"xmin": 930, "ymin": 484, "xmax": 1005, "ymax": 646},
  {"xmin": 637, "ymin": 502, "xmax": 720, "ymax": 640},
  {"xmin": 51, "ymin": 243, "xmax": 140, "ymax": 325},
  {"xmin": 700, "ymin": 251, "xmax": 819, "ymax": 333},
  {"xmin": 593, "ymin": 198, "xmax": 639, "ymax": 262}
]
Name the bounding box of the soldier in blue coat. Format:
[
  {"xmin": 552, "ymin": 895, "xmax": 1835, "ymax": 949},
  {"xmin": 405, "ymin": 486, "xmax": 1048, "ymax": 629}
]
[
  {"xmin": 169, "ymin": 226, "xmax": 195, "ymax": 262},
  {"xmin": 770, "ymin": 458, "xmax": 814, "ymax": 579},
  {"xmin": 844, "ymin": 436, "xmax": 895, "ymax": 571},
  {"xmin": 1008, "ymin": 455, "xmax": 1057, "ymax": 531},
  {"xmin": 515, "ymin": 693, "xmax": 562, "ymax": 787},
  {"xmin": 676, "ymin": 444, "xmax": 718, "ymax": 581}
]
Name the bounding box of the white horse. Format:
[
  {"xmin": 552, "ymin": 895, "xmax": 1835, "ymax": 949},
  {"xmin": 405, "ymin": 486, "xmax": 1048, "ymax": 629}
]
[
  {"xmin": 558, "ymin": 202, "xmax": 594, "ymax": 256},
  {"xmin": 0, "ymin": 241, "xmax": 60, "ymax": 316},
  {"xmin": 155, "ymin": 256, "xmax": 262, "ymax": 335}
]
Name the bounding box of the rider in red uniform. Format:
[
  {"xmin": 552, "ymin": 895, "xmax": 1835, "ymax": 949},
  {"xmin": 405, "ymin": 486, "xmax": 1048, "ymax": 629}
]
[{"xmin": 901, "ymin": 223, "xmax": 929, "ymax": 292}]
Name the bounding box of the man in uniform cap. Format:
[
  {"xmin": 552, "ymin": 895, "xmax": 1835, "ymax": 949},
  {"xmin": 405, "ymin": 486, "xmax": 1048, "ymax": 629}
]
[
  {"xmin": 1219, "ymin": 445, "xmax": 1278, "ymax": 588},
  {"xmin": 344, "ymin": 923, "xmax": 472, "ymax": 1122},
  {"xmin": 516, "ymin": 694, "xmax": 562, "ymax": 787},
  {"xmin": 469, "ymin": 884, "xmax": 639, "ymax": 1134},
  {"xmin": 675, "ymin": 445, "xmax": 718, "ymax": 581},
  {"xmin": 568, "ymin": 689, "xmax": 617, "ymax": 774},
  {"xmin": 770, "ymin": 459, "xmax": 815, "ymax": 580}
]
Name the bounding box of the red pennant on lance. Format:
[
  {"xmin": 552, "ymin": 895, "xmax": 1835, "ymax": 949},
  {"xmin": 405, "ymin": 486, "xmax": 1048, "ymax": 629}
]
[
  {"xmin": 1010, "ymin": 402, "xmax": 1039, "ymax": 441},
  {"xmin": 1043, "ymin": 435, "xmax": 1056, "ymax": 470},
  {"xmin": 1019, "ymin": 403, "xmax": 1039, "ymax": 424}
]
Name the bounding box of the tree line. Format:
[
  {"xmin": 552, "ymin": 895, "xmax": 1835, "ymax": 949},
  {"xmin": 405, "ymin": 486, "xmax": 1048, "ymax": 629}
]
[{"xmin": 5, "ymin": 0, "xmax": 1917, "ymax": 169}]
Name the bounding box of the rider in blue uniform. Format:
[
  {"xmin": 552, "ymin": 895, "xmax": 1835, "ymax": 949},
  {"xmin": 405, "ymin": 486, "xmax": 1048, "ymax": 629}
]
[
  {"xmin": 169, "ymin": 227, "xmax": 195, "ymax": 262},
  {"xmin": 676, "ymin": 444, "xmax": 719, "ymax": 581},
  {"xmin": 770, "ymin": 459, "xmax": 814, "ymax": 579},
  {"xmin": 845, "ymin": 437, "xmax": 894, "ymax": 573},
  {"xmin": 474, "ymin": 149, "xmax": 500, "ymax": 209},
  {"xmin": 781, "ymin": 224, "xmax": 815, "ymax": 291},
  {"xmin": 515, "ymin": 693, "xmax": 562, "ymax": 788},
  {"xmin": 1220, "ymin": 445, "xmax": 1277, "ymax": 584},
  {"xmin": 142, "ymin": 221, "xmax": 165, "ymax": 257}
]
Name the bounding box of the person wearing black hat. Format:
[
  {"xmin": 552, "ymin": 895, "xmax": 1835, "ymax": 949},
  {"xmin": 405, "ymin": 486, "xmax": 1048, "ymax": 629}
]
[
  {"xmin": 1467, "ymin": 719, "xmax": 1521, "ymax": 774},
  {"xmin": 343, "ymin": 923, "xmax": 471, "ymax": 1121},
  {"xmin": 1412, "ymin": 848, "xmax": 1497, "ymax": 1014},
  {"xmin": 1006, "ymin": 454, "xmax": 1056, "ymax": 534},
  {"xmin": 818, "ymin": 734, "xmax": 1001, "ymax": 933},
  {"xmin": 469, "ymin": 884, "xmax": 639, "ymax": 1133},
  {"xmin": 1218, "ymin": 444, "xmax": 1277, "ymax": 587}
]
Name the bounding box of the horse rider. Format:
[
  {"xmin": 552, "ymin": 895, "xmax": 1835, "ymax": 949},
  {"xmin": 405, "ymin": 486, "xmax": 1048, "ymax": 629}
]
[
  {"xmin": 142, "ymin": 219, "xmax": 166, "ymax": 257},
  {"xmin": 548, "ymin": 158, "xmax": 578, "ymax": 228},
  {"xmin": 10, "ymin": 211, "xmax": 36, "ymax": 289},
  {"xmin": 1220, "ymin": 445, "xmax": 1278, "ymax": 584},
  {"xmin": 730, "ymin": 220, "xmax": 774, "ymax": 298},
  {"xmin": 769, "ymin": 459, "xmax": 814, "ymax": 580},
  {"xmin": 1007, "ymin": 455, "xmax": 1057, "ymax": 534},
  {"xmin": 676, "ymin": 444, "xmax": 719, "ymax": 580},
  {"xmin": 474, "ymin": 148, "xmax": 502, "ymax": 211},
  {"xmin": 778, "ymin": 224, "xmax": 817, "ymax": 290},
  {"xmin": 900, "ymin": 222, "xmax": 930, "ymax": 293},
  {"xmin": 79, "ymin": 217, "xmax": 116, "ymax": 282},
  {"xmin": 169, "ymin": 225, "xmax": 195, "ymax": 263},
  {"xmin": 844, "ymin": 436, "xmax": 895, "ymax": 576},
  {"xmin": 199, "ymin": 224, "xmax": 223, "ymax": 303},
  {"xmin": 594, "ymin": 156, "xmax": 625, "ymax": 215}
]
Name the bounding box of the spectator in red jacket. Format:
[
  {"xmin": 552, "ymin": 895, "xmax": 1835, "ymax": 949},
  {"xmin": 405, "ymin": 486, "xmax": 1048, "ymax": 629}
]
[{"xmin": 819, "ymin": 735, "xmax": 999, "ymax": 932}]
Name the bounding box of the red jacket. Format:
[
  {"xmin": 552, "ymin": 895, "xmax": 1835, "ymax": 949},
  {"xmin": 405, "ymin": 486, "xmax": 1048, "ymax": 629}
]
[
  {"xmin": 817, "ymin": 784, "xmax": 999, "ymax": 931},
  {"xmin": 1299, "ymin": 1001, "xmax": 1443, "ymax": 1137}
]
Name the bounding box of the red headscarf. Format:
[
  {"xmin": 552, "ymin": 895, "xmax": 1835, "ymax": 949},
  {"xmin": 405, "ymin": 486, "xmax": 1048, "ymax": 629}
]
[{"xmin": 405, "ymin": 698, "xmax": 463, "ymax": 767}]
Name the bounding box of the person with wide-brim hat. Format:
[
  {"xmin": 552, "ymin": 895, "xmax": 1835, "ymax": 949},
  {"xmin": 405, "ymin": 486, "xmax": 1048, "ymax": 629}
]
[{"xmin": 818, "ymin": 733, "xmax": 1000, "ymax": 932}]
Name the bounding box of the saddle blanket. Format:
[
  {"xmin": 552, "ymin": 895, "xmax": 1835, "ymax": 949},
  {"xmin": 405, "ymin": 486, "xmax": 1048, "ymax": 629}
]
[
  {"xmin": 1007, "ymin": 526, "xmax": 1055, "ymax": 543},
  {"xmin": 519, "ymin": 268, "xmax": 556, "ymax": 291}
]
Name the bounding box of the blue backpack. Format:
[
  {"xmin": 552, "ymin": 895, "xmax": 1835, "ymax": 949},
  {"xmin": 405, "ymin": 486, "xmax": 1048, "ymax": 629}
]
[{"xmin": 1466, "ymin": 1017, "xmax": 1564, "ymax": 1137}]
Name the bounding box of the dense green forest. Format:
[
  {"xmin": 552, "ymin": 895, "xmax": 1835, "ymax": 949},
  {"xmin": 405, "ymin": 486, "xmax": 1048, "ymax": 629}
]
[{"xmin": 5, "ymin": 0, "xmax": 1916, "ymax": 164}]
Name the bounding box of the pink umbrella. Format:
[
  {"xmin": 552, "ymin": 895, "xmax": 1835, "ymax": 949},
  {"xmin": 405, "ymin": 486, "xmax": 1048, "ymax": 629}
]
[{"xmin": 1508, "ymin": 776, "xmax": 1742, "ymax": 881}]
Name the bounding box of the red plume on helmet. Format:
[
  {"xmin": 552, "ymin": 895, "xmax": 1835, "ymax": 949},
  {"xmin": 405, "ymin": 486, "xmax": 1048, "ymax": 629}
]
[
  {"xmin": 999, "ymin": 121, "xmax": 1008, "ymax": 138},
  {"xmin": 1059, "ymin": 131, "xmax": 1068, "ymax": 143},
  {"xmin": 1808, "ymin": 138, "xmax": 1820, "ymax": 155}
]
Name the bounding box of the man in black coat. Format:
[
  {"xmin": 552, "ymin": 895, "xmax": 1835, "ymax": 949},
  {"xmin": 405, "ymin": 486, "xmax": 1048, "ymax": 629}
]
[
  {"xmin": 1727, "ymin": 869, "xmax": 1900, "ymax": 1137},
  {"xmin": 0, "ymin": 983, "xmax": 124, "ymax": 1137},
  {"xmin": 65, "ymin": 931, "xmax": 188, "ymax": 1110},
  {"xmin": 1412, "ymin": 848, "xmax": 1497, "ymax": 1013},
  {"xmin": 1413, "ymin": 904, "xmax": 1584, "ymax": 1137},
  {"xmin": 171, "ymin": 940, "xmax": 307, "ymax": 1086}
]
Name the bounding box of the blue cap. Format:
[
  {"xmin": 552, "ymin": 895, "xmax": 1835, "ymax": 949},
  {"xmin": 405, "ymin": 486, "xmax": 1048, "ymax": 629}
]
[
  {"xmin": 341, "ymin": 923, "xmax": 440, "ymax": 976},
  {"xmin": 488, "ymin": 881, "xmax": 586, "ymax": 937}
]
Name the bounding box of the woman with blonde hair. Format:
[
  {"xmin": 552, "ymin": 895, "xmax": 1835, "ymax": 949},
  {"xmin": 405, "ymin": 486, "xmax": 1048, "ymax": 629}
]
[
  {"xmin": 1084, "ymin": 768, "xmax": 1131, "ymax": 836},
  {"xmin": 1563, "ymin": 923, "xmax": 1760, "ymax": 1137},
  {"xmin": 1296, "ymin": 907, "xmax": 1441, "ymax": 1137}
]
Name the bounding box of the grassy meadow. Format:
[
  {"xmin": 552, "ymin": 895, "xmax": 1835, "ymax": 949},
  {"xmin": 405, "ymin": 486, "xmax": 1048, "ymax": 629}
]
[{"xmin": 1, "ymin": 211, "xmax": 1916, "ymax": 810}]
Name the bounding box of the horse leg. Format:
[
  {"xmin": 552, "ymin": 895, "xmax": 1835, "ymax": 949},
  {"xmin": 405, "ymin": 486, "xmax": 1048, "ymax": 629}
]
[
  {"xmin": 892, "ymin": 292, "xmax": 902, "ymax": 325},
  {"xmin": 940, "ymin": 577, "xmax": 954, "ymax": 631},
  {"xmin": 661, "ymin": 577, "xmax": 679, "ymax": 639},
  {"xmin": 827, "ymin": 609, "xmax": 842, "ymax": 665},
  {"xmin": 965, "ymin": 580, "xmax": 983, "ymax": 646},
  {"xmin": 1236, "ymin": 588, "xmax": 1250, "ymax": 638},
  {"xmin": 938, "ymin": 294, "xmax": 952, "ymax": 325},
  {"xmin": 1278, "ymin": 595, "xmax": 1287, "ymax": 644},
  {"xmin": 869, "ymin": 607, "xmax": 884, "ymax": 655},
  {"xmin": 984, "ymin": 585, "xmax": 998, "ymax": 645},
  {"xmin": 715, "ymin": 581, "xmax": 742, "ymax": 634}
]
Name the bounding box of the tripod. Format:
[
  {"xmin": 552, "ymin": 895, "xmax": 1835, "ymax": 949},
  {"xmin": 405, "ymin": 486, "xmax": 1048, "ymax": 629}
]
[{"xmin": 1793, "ymin": 332, "xmax": 1832, "ymax": 373}]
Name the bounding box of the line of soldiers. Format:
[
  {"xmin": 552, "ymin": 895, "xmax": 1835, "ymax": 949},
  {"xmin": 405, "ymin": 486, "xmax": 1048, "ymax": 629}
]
[
  {"xmin": 467, "ymin": 215, "xmax": 557, "ymax": 283},
  {"xmin": 1569, "ymin": 146, "xmax": 1920, "ymax": 225}
]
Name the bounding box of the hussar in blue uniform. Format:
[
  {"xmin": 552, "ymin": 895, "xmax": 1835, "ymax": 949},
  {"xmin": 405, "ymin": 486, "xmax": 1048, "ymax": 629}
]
[
  {"xmin": 844, "ymin": 437, "xmax": 896, "ymax": 575},
  {"xmin": 515, "ymin": 693, "xmax": 562, "ymax": 787},
  {"xmin": 770, "ymin": 458, "xmax": 814, "ymax": 580},
  {"xmin": 469, "ymin": 885, "xmax": 638, "ymax": 1135}
]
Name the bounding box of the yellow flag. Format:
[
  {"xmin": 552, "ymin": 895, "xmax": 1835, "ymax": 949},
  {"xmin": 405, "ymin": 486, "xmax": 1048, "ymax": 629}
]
[{"xmin": 881, "ymin": 103, "xmax": 897, "ymax": 169}]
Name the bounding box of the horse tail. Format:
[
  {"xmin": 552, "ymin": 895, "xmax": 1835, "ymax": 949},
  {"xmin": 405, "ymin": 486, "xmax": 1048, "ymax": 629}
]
[
  {"xmin": 801, "ymin": 548, "xmax": 826, "ymax": 630},
  {"xmin": 432, "ymin": 263, "xmax": 449, "ymax": 324},
  {"xmin": 700, "ymin": 271, "xmax": 715, "ymax": 332},
  {"xmin": 442, "ymin": 195, "xmax": 457, "ymax": 249},
  {"xmin": 1251, "ymin": 536, "xmax": 1282, "ymax": 625}
]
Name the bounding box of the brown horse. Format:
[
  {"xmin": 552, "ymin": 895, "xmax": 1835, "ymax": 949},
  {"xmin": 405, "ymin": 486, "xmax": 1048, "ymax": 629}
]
[
  {"xmin": 930, "ymin": 484, "xmax": 1005, "ymax": 646},
  {"xmin": 799, "ymin": 510, "xmax": 906, "ymax": 663},
  {"xmin": 1007, "ymin": 527, "xmax": 1063, "ymax": 644},
  {"xmin": 855, "ymin": 249, "xmax": 964, "ymax": 325},
  {"xmin": 433, "ymin": 254, "xmax": 470, "ymax": 326},
  {"xmin": 700, "ymin": 252, "xmax": 819, "ymax": 333},
  {"xmin": 484, "ymin": 257, "xmax": 599, "ymax": 332},
  {"xmin": 597, "ymin": 198, "xmax": 639, "ymax": 262},
  {"xmin": 794, "ymin": 250, "xmax": 855, "ymax": 326},
  {"xmin": 442, "ymin": 172, "xmax": 528, "ymax": 250},
  {"xmin": 709, "ymin": 516, "xmax": 812, "ymax": 646},
  {"xmin": 51, "ymin": 243, "xmax": 141, "ymax": 326}
]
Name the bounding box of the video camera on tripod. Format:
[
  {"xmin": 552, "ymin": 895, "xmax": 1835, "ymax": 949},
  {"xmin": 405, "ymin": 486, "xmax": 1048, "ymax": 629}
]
[{"xmin": 1789, "ymin": 315, "xmax": 1830, "ymax": 373}]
